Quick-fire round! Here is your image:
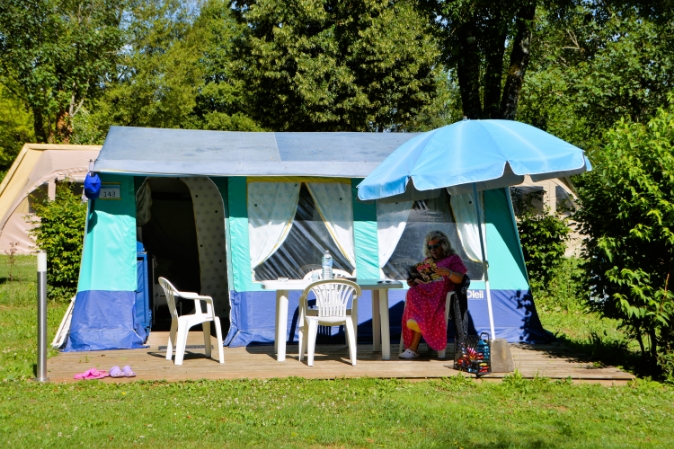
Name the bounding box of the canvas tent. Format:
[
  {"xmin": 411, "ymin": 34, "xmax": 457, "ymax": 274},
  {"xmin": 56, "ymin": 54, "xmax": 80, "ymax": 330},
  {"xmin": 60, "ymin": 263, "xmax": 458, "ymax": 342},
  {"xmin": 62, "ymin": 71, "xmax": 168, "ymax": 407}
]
[
  {"xmin": 0, "ymin": 144, "xmax": 101, "ymax": 255},
  {"xmin": 64, "ymin": 126, "xmax": 549, "ymax": 351}
]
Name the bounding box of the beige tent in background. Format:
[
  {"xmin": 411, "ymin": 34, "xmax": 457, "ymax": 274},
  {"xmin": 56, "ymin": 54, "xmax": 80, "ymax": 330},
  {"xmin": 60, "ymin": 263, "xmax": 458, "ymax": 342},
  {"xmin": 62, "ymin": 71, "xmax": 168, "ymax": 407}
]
[{"xmin": 0, "ymin": 144, "xmax": 101, "ymax": 255}]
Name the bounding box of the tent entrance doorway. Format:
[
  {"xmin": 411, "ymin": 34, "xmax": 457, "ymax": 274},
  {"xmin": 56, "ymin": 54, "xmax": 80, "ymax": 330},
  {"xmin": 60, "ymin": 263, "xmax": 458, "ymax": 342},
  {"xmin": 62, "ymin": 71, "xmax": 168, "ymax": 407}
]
[
  {"xmin": 141, "ymin": 178, "xmax": 201, "ymax": 330},
  {"xmin": 139, "ymin": 177, "xmax": 229, "ymax": 333}
]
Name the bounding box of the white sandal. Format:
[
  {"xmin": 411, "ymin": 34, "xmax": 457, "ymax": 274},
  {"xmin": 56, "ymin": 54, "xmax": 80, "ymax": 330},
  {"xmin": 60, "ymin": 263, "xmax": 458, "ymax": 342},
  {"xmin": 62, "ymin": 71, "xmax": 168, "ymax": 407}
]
[{"xmin": 398, "ymin": 348, "xmax": 420, "ymax": 359}]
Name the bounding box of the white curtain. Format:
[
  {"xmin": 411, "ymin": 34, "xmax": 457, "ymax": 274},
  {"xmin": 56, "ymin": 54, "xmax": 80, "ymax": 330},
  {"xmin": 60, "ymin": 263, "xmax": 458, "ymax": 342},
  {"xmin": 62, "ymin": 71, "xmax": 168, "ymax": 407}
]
[
  {"xmin": 450, "ymin": 191, "xmax": 485, "ymax": 262},
  {"xmin": 248, "ymin": 182, "xmax": 301, "ymax": 268},
  {"xmin": 376, "ymin": 200, "xmax": 413, "ymax": 276},
  {"xmin": 306, "ymin": 182, "xmax": 356, "ymax": 267}
]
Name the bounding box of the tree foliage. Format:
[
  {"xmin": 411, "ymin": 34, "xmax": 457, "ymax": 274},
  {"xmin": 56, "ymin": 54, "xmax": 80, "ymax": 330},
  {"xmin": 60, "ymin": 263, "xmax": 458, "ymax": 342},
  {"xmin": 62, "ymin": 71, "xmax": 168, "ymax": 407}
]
[
  {"xmin": 575, "ymin": 101, "xmax": 674, "ymax": 374},
  {"xmin": 0, "ymin": 84, "xmax": 34, "ymax": 177},
  {"xmin": 29, "ymin": 183, "xmax": 87, "ymax": 300},
  {"xmin": 0, "ymin": 0, "xmax": 125, "ymax": 143},
  {"xmin": 230, "ymin": 0, "xmax": 445, "ymax": 131},
  {"xmin": 93, "ymin": 0, "xmax": 204, "ymax": 130},
  {"xmin": 512, "ymin": 189, "xmax": 570, "ymax": 291},
  {"xmin": 519, "ymin": 3, "xmax": 674, "ymax": 152},
  {"xmin": 420, "ymin": 0, "xmax": 542, "ymax": 119},
  {"xmin": 188, "ymin": 0, "xmax": 261, "ymax": 131}
]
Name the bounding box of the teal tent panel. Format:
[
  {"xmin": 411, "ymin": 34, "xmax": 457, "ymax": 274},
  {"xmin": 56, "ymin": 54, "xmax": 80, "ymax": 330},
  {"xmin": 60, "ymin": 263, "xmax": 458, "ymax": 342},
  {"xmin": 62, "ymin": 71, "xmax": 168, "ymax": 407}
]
[
  {"xmin": 352, "ymin": 179, "xmax": 380, "ymax": 279},
  {"xmin": 485, "ymin": 188, "xmax": 529, "ymax": 290},
  {"xmin": 77, "ymin": 174, "xmax": 137, "ymax": 292},
  {"xmin": 228, "ymin": 177, "xmax": 262, "ymax": 292}
]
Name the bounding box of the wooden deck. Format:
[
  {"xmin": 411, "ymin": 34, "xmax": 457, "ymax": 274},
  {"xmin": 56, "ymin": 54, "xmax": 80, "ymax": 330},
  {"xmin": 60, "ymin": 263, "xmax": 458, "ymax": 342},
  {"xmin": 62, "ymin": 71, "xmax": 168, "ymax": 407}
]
[{"xmin": 47, "ymin": 331, "xmax": 635, "ymax": 385}]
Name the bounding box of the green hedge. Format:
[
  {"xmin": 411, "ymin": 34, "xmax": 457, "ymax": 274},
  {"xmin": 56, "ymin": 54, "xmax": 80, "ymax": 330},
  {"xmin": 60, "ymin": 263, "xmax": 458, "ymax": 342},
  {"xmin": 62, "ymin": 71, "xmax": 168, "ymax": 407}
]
[{"xmin": 30, "ymin": 183, "xmax": 86, "ymax": 300}]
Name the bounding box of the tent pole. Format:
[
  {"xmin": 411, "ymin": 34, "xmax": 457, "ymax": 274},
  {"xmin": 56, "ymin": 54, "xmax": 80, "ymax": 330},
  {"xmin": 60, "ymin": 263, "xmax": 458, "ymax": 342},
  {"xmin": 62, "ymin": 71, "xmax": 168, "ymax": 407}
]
[{"xmin": 473, "ymin": 184, "xmax": 496, "ymax": 341}]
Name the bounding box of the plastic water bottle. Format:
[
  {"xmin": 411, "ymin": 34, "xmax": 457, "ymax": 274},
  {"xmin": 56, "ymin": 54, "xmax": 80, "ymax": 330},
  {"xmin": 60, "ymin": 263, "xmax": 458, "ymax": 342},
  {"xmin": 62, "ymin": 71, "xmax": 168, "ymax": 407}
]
[{"xmin": 321, "ymin": 250, "xmax": 333, "ymax": 280}]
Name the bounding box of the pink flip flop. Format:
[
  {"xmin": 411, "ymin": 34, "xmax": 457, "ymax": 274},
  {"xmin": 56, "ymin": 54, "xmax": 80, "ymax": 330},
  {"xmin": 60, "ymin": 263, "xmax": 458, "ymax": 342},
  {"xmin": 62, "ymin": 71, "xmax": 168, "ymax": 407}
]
[
  {"xmin": 73, "ymin": 368, "xmax": 108, "ymax": 380},
  {"xmin": 121, "ymin": 365, "xmax": 136, "ymax": 377}
]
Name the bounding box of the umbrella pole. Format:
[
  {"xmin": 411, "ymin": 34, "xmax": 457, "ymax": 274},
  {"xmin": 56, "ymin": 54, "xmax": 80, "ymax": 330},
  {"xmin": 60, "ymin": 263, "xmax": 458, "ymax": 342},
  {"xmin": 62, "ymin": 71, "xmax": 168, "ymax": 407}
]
[{"xmin": 473, "ymin": 184, "xmax": 496, "ymax": 341}]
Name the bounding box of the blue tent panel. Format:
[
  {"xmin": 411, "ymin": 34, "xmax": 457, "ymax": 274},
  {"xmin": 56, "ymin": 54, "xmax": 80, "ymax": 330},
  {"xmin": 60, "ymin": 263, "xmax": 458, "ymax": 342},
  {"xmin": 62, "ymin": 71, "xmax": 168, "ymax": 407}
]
[
  {"xmin": 134, "ymin": 254, "xmax": 151, "ymax": 342},
  {"xmin": 466, "ymin": 289, "xmax": 551, "ymax": 343},
  {"xmin": 225, "ymin": 288, "xmax": 548, "ymax": 347},
  {"xmin": 64, "ymin": 290, "xmax": 146, "ymax": 351}
]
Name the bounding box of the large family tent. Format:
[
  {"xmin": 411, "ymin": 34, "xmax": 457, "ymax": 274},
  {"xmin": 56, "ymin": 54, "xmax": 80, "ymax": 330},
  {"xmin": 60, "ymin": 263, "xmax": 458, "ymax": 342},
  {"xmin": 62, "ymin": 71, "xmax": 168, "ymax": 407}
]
[
  {"xmin": 0, "ymin": 144, "xmax": 101, "ymax": 254},
  {"xmin": 64, "ymin": 126, "xmax": 549, "ymax": 351}
]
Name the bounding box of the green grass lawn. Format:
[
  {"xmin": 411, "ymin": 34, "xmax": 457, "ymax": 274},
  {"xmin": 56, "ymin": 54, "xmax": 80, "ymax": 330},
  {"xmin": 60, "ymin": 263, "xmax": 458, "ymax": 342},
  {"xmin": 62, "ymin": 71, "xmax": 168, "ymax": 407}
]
[
  {"xmin": 1, "ymin": 255, "xmax": 672, "ymax": 448},
  {"xmin": 0, "ymin": 255, "xmax": 67, "ymax": 381},
  {"xmin": 2, "ymin": 376, "xmax": 673, "ymax": 448}
]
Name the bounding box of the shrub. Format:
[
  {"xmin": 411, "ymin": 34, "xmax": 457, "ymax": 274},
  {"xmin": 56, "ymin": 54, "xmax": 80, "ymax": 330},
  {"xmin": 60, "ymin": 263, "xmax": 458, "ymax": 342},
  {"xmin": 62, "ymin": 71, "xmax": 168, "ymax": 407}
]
[
  {"xmin": 574, "ymin": 100, "xmax": 674, "ymax": 377},
  {"xmin": 511, "ymin": 188, "xmax": 570, "ymax": 292},
  {"xmin": 29, "ymin": 183, "xmax": 87, "ymax": 300}
]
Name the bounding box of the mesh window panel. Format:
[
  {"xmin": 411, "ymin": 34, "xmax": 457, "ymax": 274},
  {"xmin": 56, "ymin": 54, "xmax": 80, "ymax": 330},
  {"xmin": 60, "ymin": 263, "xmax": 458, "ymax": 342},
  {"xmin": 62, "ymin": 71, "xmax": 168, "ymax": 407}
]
[
  {"xmin": 253, "ymin": 184, "xmax": 354, "ymax": 281},
  {"xmin": 380, "ymin": 190, "xmax": 484, "ymax": 281}
]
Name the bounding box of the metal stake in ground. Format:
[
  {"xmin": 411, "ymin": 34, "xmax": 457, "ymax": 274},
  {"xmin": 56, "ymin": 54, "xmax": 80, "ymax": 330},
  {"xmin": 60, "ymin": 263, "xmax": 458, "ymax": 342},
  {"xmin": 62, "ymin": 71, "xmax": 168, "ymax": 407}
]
[{"xmin": 34, "ymin": 251, "xmax": 49, "ymax": 382}]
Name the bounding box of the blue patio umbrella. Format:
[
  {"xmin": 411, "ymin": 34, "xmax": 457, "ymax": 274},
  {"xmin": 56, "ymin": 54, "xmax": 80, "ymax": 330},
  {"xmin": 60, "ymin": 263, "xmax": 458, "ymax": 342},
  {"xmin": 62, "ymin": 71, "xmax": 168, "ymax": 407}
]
[{"xmin": 357, "ymin": 119, "xmax": 591, "ymax": 340}]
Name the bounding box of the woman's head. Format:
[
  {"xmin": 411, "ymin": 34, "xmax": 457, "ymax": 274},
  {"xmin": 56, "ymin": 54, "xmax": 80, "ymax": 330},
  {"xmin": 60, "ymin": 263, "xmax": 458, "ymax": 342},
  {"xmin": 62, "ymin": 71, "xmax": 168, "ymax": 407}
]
[{"xmin": 423, "ymin": 230, "xmax": 455, "ymax": 259}]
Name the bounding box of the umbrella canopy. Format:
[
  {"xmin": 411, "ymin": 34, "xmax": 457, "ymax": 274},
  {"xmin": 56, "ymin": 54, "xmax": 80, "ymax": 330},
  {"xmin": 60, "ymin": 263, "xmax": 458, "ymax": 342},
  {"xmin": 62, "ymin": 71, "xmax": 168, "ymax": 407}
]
[
  {"xmin": 357, "ymin": 119, "xmax": 591, "ymax": 201},
  {"xmin": 356, "ymin": 119, "xmax": 591, "ymax": 342}
]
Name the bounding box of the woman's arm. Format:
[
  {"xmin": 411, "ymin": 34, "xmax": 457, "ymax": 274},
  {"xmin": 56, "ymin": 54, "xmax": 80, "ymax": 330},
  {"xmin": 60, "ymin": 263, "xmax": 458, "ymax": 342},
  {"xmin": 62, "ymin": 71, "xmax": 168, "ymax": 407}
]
[{"xmin": 435, "ymin": 267, "xmax": 465, "ymax": 284}]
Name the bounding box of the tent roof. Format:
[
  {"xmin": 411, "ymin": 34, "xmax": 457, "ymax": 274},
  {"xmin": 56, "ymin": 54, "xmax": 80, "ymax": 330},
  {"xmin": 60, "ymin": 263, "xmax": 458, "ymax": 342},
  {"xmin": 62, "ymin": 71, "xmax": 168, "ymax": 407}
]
[
  {"xmin": 0, "ymin": 144, "xmax": 101, "ymax": 254},
  {"xmin": 0, "ymin": 144, "xmax": 101, "ymax": 225},
  {"xmin": 94, "ymin": 126, "xmax": 421, "ymax": 177}
]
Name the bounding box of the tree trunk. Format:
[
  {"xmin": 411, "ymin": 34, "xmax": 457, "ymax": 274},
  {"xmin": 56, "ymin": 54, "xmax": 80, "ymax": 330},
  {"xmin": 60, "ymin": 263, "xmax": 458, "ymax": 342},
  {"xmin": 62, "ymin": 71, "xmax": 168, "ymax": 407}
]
[
  {"xmin": 483, "ymin": 27, "xmax": 507, "ymax": 119},
  {"xmin": 500, "ymin": 3, "xmax": 536, "ymax": 120},
  {"xmin": 32, "ymin": 108, "xmax": 48, "ymax": 143},
  {"xmin": 456, "ymin": 20, "xmax": 483, "ymax": 119},
  {"xmin": 635, "ymin": 327, "xmax": 646, "ymax": 359},
  {"xmin": 55, "ymin": 110, "xmax": 72, "ymax": 144},
  {"xmin": 648, "ymin": 328, "xmax": 658, "ymax": 365}
]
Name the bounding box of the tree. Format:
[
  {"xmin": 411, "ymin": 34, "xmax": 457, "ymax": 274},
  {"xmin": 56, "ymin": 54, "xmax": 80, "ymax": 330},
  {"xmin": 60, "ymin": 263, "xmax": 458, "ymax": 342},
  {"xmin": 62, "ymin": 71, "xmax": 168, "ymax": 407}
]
[
  {"xmin": 0, "ymin": 85, "xmax": 34, "ymax": 177},
  {"xmin": 518, "ymin": 4, "xmax": 674, "ymax": 153},
  {"xmin": 30, "ymin": 183, "xmax": 87, "ymax": 300},
  {"xmin": 187, "ymin": 0, "xmax": 261, "ymax": 131},
  {"xmin": 89, "ymin": 0, "xmax": 260, "ymax": 133},
  {"xmin": 420, "ymin": 0, "xmax": 541, "ymax": 120},
  {"xmin": 511, "ymin": 189, "xmax": 570, "ymax": 292},
  {"xmin": 229, "ymin": 0, "xmax": 444, "ymax": 131},
  {"xmin": 0, "ymin": 0, "xmax": 125, "ymax": 143},
  {"xmin": 574, "ymin": 100, "xmax": 674, "ymax": 375},
  {"xmin": 92, "ymin": 0, "xmax": 204, "ymax": 130}
]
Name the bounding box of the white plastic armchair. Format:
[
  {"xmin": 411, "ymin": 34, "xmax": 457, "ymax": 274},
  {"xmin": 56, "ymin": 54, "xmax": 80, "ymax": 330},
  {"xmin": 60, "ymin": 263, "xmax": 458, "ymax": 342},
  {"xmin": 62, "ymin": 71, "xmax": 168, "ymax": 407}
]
[
  {"xmin": 299, "ymin": 264, "xmax": 322, "ymax": 277},
  {"xmin": 301, "ymin": 268, "xmax": 353, "ymax": 280},
  {"xmin": 158, "ymin": 277, "xmax": 224, "ymax": 365},
  {"xmin": 298, "ymin": 279, "xmax": 361, "ymax": 366}
]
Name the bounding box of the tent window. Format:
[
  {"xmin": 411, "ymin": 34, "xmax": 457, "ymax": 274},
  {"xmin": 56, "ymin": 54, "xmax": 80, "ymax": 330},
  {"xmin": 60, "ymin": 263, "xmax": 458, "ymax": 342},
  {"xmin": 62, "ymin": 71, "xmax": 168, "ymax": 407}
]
[
  {"xmin": 555, "ymin": 186, "xmax": 575, "ymax": 214},
  {"xmin": 379, "ymin": 189, "xmax": 485, "ymax": 281},
  {"xmin": 251, "ymin": 183, "xmax": 355, "ymax": 281},
  {"xmin": 510, "ymin": 186, "xmax": 545, "ymax": 217}
]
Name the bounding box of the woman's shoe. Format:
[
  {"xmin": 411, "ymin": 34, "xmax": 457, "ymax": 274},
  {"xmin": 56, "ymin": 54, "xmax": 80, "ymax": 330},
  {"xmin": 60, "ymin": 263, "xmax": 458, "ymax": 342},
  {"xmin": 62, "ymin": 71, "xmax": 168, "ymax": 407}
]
[{"xmin": 398, "ymin": 348, "xmax": 420, "ymax": 359}]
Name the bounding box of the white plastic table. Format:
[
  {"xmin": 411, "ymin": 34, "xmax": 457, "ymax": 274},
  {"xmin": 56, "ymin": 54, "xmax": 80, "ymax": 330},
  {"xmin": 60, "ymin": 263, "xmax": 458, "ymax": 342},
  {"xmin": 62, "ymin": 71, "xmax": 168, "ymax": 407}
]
[{"xmin": 261, "ymin": 278, "xmax": 403, "ymax": 362}]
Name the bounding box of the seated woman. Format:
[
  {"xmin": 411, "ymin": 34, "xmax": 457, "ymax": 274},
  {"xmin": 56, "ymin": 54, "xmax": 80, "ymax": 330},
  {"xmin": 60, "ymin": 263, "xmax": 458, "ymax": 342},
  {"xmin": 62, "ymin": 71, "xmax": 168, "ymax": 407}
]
[{"xmin": 399, "ymin": 230, "xmax": 467, "ymax": 359}]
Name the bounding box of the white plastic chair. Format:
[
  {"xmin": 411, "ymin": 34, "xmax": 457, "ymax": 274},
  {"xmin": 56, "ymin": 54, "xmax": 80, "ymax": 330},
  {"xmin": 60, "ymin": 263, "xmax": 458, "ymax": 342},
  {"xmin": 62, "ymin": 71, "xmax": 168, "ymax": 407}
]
[
  {"xmin": 301, "ymin": 268, "xmax": 352, "ymax": 280},
  {"xmin": 299, "ymin": 264, "xmax": 322, "ymax": 277},
  {"xmin": 158, "ymin": 277, "xmax": 224, "ymax": 365},
  {"xmin": 398, "ymin": 291, "xmax": 458, "ymax": 359},
  {"xmin": 298, "ymin": 279, "xmax": 361, "ymax": 366}
]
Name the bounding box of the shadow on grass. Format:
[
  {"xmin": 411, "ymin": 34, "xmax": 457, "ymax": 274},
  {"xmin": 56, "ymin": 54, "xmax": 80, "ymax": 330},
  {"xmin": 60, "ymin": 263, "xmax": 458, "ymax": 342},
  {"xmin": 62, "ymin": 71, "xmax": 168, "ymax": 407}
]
[
  {"xmin": 516, "ymin": 329, "xmax": 653, "ymax": 378},
  {"xmin": 554, "ymin": 331, "xmax": 653, "ymax": 378}
]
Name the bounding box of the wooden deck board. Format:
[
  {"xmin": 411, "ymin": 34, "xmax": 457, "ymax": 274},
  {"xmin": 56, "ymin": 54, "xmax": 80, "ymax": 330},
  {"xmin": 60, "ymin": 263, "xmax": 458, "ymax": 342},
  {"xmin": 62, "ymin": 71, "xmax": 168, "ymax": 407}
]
[{"xmin": 47, "ymin": 331, "xmax": 635, "ymax": 384}]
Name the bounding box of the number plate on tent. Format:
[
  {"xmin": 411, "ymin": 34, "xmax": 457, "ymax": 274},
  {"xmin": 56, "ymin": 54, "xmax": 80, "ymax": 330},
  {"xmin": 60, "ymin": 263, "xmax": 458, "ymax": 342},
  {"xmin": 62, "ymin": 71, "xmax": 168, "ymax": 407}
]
[{"xmin": 100, "ymin": 183, "xmax": 121, "ymax": 200}]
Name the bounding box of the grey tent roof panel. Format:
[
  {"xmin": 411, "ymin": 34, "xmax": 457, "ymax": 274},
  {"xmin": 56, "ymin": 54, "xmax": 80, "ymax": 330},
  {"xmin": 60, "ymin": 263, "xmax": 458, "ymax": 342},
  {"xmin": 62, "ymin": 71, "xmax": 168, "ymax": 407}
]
[{"xmin": 95, "ymin": 126, "xmax": 420, "ymax": 178}]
